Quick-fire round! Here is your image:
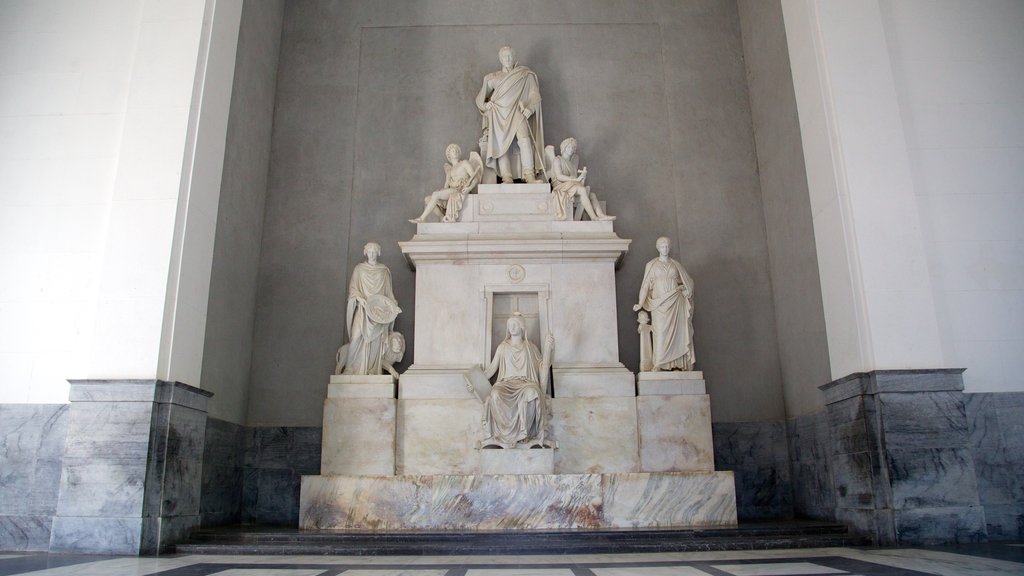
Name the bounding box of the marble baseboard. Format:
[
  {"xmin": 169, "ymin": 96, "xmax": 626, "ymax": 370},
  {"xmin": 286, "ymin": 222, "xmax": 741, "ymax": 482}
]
[
  {"xmin": 300, "ymin": 471, "xmax": 736, "ymax": 530},
  {"xmin": 0, "ymin": 515, "xmax": 52, "ymax": 551},
  {"xmin": 49, "ymin": 516, "xmax": 144, "ymax": 554}
]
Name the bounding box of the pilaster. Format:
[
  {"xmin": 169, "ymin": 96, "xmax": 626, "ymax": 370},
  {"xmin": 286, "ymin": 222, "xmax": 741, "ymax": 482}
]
[
  {"xmin": 820, "ymin": 369, "xmax": 987, "ymax": 545},
  {"xmin": 49, "ymin": 380, "xmax": 212, "ymax": 554}
]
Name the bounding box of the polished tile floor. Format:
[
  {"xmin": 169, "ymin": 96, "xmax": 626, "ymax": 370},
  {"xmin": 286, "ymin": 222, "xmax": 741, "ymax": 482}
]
[{"xmin": 1, "ymin": 545, "xmax": 1022, "ymax": 576}]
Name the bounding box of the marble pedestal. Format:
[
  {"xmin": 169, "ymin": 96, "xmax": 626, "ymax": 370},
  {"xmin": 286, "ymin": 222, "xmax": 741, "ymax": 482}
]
[
  {"xmin": 320, "ymin": 375, "xmax": 396, "ymax": 476},
  {"xmin": 301, "ymin": 471, "xmax": 736, "ymax": 530},
  {"xmin": 301, "ymin": 182, "xmax": 738, "ymax": 533},
  {"xmin": 637, "ymin": 371, "xmax": 715, "ymax": 472}
]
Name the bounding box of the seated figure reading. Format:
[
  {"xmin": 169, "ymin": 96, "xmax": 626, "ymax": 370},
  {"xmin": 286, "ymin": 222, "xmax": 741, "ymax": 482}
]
[{"xmin": 544, "ymin": 137, "xmax": 614, "ymax": 221}]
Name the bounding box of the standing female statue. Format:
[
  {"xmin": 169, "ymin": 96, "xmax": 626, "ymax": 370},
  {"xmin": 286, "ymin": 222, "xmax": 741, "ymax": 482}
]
[
  {"xmin": 342, "ymin": 242, "xmax": 401, "ymax": 376},
  {"xmin": 634, "ymin": 237, "xmax": 696, "ymax": 371},
  {"xmin": 480, "ymin": 314, "xmax": 554, "ymax": 448}
]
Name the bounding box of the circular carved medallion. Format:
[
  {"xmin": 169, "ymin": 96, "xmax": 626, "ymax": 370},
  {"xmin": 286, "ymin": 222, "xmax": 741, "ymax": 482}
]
[{"xmin": 507, "ymin": 264, "xmax": 526, "ymax": 283}]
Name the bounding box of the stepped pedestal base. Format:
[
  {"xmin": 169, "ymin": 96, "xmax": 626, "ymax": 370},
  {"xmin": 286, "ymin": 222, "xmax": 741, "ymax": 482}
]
[{"xmin": 299, "ymin": 471, "xmax": 736, "ymax": 530}]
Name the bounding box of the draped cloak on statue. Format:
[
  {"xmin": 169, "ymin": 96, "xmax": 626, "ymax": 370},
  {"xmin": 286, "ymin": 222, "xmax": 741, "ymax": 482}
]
[
  {"xmin": 343, "ymin": 262, "xmax": 396, "ymax": 375},
  {"xmin": 482, "ymin": 333, "xmax": 547, "ymax": 447},
  {"xmin": 480, "ymin": 65, "xmax": 544, "ymax": 178},
  {"xmin": 637, "ymin": 257, "xmax": 695, "ymax": 371}
]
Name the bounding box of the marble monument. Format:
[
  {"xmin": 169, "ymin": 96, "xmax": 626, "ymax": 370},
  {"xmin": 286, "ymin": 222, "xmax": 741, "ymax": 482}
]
[{"xmin": 301, "ymin": 46, "xmax": 735, "ymax": 531}]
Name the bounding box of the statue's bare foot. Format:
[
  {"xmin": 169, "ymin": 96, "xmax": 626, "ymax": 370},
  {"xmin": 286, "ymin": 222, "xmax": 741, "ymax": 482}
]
[
  {"xmin": 409, "ymin": 218, "xmax": 423, "ymax": 224},
  {"xmin": 524, "ymin": 172, "xmax": 540, "ymax": 184},
  {"xmin": 599, "ymin": 215, "xmax": 616, "ymax": 221}
]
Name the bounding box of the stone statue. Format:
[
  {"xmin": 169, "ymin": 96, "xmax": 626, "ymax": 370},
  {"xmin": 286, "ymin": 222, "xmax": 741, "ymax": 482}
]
[
  {"xmin": 476, "ymin": 46, "xmax": 544, "ymax": 184},
  {"xmin": 637, "ymin": 310, "xmax": 654, "ymax": 372},
  {"xmin": 340, "ymin": 242, "xmax": 402, "ymax": 376},
  {"xmin": 633, "ymin": 237, "xmax": 696, "ymax": 371},
  {"xmin": 409, "ymin": 144, "xmax": 483, "ymax": 224},
  {"xmin": 543, "ymin": 137, "xmax": 615, "ymax": 221},
  {"xmin": 480, "ymin": 314, "xmax": 554, "ymax": 448},
  {"xmin": 335, "ymin": 331, "xmax": 405, "ymax": 378}
]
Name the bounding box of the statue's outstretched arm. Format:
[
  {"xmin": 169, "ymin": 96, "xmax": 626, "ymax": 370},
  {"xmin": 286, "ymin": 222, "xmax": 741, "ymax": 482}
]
[{"xmin": 482, "ymin": 349, "xmax": 500, "ymax": 380}]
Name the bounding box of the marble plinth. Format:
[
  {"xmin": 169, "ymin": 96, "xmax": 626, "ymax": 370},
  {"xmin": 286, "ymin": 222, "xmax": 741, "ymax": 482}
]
[
  {"xmin": 300, "ymin": 471, "xmax": 736, "ymax": 530},
  {"xmin": 321, "ymin": 375, "xmax": 396, "ymax": 476},
  {"xmin": 638, "ymin": 394, "xmax": 714, "ymax": 472},
  {"xmin": 550, "ymin": 396, "xmax": 639, "ymax": 474},
  {"xmin": 637, "ymin": 371, "xmax": 706, "ymax": 395},
  {"xmin": 554, "ymin": 365, "xmax": 635, "ymax": 397},
  {"xmin": 480, "ymin": 448, "xmax": 555, "ymax": 475}
]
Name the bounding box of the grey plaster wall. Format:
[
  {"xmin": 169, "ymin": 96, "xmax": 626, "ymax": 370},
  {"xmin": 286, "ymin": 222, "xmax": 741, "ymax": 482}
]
[
  {"xmin": 200, "ymin": 0, "xmax": 285, "ymax": 424},
  {"xmin": 0, "ymin": 404, "xmax": 68, "ymax": 551},
  {"xmin": 736, "ymin": 0, "xmax": 830, "ymax": 418},
  {"xmin": 249, "ymin": 0, "xmax": 783, "ymax": 426}
]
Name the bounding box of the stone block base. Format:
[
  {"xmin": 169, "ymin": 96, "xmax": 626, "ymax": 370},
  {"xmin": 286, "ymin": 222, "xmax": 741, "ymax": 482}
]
[
  {"xmin": 300, "ymin": 471, "xmax": 736, "ymax": 530},
  {"xmin": 480, "ymin": 448, "xmax": 554, "ymax": 475},
  {"xmin": 321, "ymin": 375, "xmax": 396, "ymax": 476}
]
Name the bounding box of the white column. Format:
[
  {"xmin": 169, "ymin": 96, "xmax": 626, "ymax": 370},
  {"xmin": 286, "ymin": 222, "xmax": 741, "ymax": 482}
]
[
  {"xmin": 781, "ymin": 0, "xmax": 944, "ymax": 378},
  {"xmin": 89, "ymin": 0, "xmax": 242, "ymax": 386}
]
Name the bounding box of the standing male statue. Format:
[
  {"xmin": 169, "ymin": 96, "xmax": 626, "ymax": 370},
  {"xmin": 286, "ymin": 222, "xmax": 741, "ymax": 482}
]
[{"xmin": 476, "ymin": 46, "xmax": 545, "ymax": 183}]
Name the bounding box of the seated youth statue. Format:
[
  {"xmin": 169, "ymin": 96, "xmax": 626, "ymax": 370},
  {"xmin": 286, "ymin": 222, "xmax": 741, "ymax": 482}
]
[
  {"xmin": 544, "ymin": 137, "xmax": 615, "ymax": 221},
  {"xmin": 409, "ymin": 144, "xmax": 483, "ymax": 223},
  {"xmin": 480, "ymin": 314, "xmax": 554, "ymax": 449}
]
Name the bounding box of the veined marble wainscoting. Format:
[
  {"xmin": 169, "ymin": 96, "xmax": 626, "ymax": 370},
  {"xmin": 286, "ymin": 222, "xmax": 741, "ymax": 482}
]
[
  {"xmin": 199, "ymin": 419, "xmax": 245, "ymax": 527},
  {"xmin": 712, "ymin": 421, "xmax": 793, "ymax": 520},
  {"xmin": 48, "ymin": 381, "xmax": 211, "ymax": 555},
  {"xmin": 787, "ymin": 411, "xmax": 837, "ymax": 521},
  {"xmin": 966, "ymin": 391, "xmax": 1024, "ymax": 541},
  {"xmin": 198, "ymin": 421, "xmax": 321, "ymax": 528},
  {"xmin": 0, "ymin": 404, "xmax": 69, "ymax": 551},
  {"xmin": 820, "ymin": 369, "xmax": 987, "ymax": 546},
  {"xmin": 242, "ymin": 426, "xmax": 321, "ymax": 525}
]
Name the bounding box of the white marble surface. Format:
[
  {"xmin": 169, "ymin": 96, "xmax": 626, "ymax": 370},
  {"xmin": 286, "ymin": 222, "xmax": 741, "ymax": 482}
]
[
  {"xmin": 553, "ymin": 366, "xmax": 635, "ymax": 397},
  {"xmin": 637, "ymin": 371, "xmax": 706, "ymax": 395},
  {"xmin": 602, "ymin": 472, "xmax": 736, "ymax": 528},
  {"xmin": 637, "ymin": 394, "xmax": 714, "ymax": 472},
  {"xmin": 480, "ymin": 447, "xmax": 555, "ymax": 475},
  {"xmin": 321, "ymin": 397, "xmax": 395, "ymax": 476},
  {"xmin": 549, "ymin": 397, "xmax": 639, "ymax": 474},
  {"xmin": 299, "ymin": 471, "xmax": 735, "ymax": 530},
  {"xmin": 327, "ymin": 374, "xmax": 396, "ymax": 398},
  {"xmin": 396, "ymin": 398, "xmax": 481, "ymax": 475}
]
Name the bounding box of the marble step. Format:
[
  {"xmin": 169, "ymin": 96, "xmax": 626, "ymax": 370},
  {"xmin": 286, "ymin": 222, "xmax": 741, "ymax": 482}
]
[{"xmin": 177, "ymin": 523, "xmax": 870, "ymax": 555}]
